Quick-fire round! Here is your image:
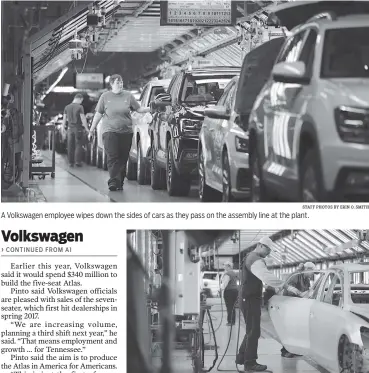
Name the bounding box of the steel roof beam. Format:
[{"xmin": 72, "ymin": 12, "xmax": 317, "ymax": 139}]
[
  {"xmin": 97, "ymin": 0, "xmax": 154, "ymax": 50},
  {"xmin": 169, "ymin": 2, "xmax": 278, "ymax": 66},
  {"xmin": 236, "ymin": 230, "xmax": 293, "ymax": 257},
  {"xmin": 27, "ymin": 3, "xmax": 89, "ymax": 51}
]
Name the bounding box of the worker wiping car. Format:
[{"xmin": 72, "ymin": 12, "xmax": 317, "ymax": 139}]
[{"xmin": 236, "ymin": 236, "xmax": 302, "ymax": 372}]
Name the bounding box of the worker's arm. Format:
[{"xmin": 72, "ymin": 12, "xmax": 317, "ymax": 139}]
[
  {"xmin": 90, "ymin": 112, "xmax": 103, "ymax": 133},
  {"xmin": 89, "ymin": 95, "xmax": 105, "ymax": 139},
  {"xmin": 80, "ymin": 113, "xmax": 89, "ymax": 132},
  {"xmin": 250, "ymin": 260, "xmax": 302, "ymax": 296},
  {"xmin": 220, "ymin": 274, "xmax": 230, "ymax": 291},
  {"xmin": 131, "ymin": 94, "xmax": 150, "ymax": 114}
]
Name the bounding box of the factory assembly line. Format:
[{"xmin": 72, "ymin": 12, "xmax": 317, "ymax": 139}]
[
  {"xmin": 2, "ymin": 0, "xmax": 369, "ymax": 203},
  {"xmin": 128, "ymin": 229, "xmax": 369, "ymax": 373}
]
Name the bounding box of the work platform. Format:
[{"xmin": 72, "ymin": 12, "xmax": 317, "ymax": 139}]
[{"xmin": 152, "ymin": 299, "xmax": 326, "ymax": 373}]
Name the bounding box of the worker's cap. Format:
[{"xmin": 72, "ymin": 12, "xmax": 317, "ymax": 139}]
[
  {"xmin": 304, "ymin": 262, "xmax": 315, "ymax": 270},
  {"xmin": 258, "ymin": 236, "xmax": 277, "ymax": 252}
]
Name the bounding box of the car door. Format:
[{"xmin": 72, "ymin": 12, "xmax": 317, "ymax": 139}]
[
  {"xmin": 268, "ymin": 270, "xmax": 325, "ymax": 355},
  {"xmin": 213, "ymin": 82, "xmax": 237, "ymax": 187},
  {"xmin": 203, "ymin": 82, "xmax": 233, "ymax": 187},
  {"xmin": 264, "ymin": 28, "xmax": 318, "ymax": 188},
  {"xmin": 309, "ymin": 271, "xmax": 345, "ymax": 371},
  {"xmin": 158, "ymin": 74, "xmax": 183, "ymax": 161}
]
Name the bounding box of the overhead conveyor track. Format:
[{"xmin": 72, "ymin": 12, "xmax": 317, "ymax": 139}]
[{"xmin": 225, "ymin": 230, "xmax": 369, "ymax": 269}]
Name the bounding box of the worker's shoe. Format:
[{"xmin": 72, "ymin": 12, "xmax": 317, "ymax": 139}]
[{"xmin": 244, "ymin": 362, "xmax": 267, "ymax": 371}]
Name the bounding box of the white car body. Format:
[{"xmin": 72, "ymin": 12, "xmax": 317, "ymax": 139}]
[
  {"xmin": 201, "ymin": 271, "xmax": 222, "ymax": 297},
  {"xmin": 269, "ymin": 264, "xmax": 369, "ymax": 372},
  {"xmin": 199, "ymin": 76, "xmax": 250, "ymax": 201},
  {"xmin": 128, "ymin": 79, "xmax": 171, "ymax": 180},
  {"xmin": 201, "ymin": 270, "xmax": 241, "ymax": 297},
  {"xmin": 249, "ymin": 2, "xmax": 369, "ymax": 201}
]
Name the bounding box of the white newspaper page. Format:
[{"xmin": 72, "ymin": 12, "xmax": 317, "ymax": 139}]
[{"xmin": 0, "ymin": 221, "xmax": 125, "ymax": 373}]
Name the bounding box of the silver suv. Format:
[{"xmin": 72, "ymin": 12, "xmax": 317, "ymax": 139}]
[{"xmin": 249, "ymin": 3, "xmax": 369, "ymax": 202}]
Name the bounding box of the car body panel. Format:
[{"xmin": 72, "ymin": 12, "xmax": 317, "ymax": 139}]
[
  {"xmin": 269, "ymin": 264, "xmax": 369, "ymax": 372},
  {"xmin": 249, "ymin": 13, "xmax": 369, "ymax": 201},
  {"xmin": 151, "ymin": 68, "xmax": 240, "ymax": 178},
  {"xmin": 269, "ymin": 296, "xmax": 315, "ymax": 354},
  {"xmin": 130, "ymin": 79, "xmax": 170, "ymax": 163}
]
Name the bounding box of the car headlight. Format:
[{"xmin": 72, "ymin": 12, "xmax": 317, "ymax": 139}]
[
  {"xmin": 179, "ymin": 119, "xmax": 202, "ymax": 135},
  {"xmin": 235, "ymin": 136, "xmax": 249, "ymax": 153},
  {"xmin": 334, "ymin": 106, "xmax": 369, "ymax": 144}
]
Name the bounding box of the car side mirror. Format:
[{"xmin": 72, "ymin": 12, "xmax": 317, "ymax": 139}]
[
  {"xmin": 204, "ymin": 106, "xmax": 230, "ymax": 120},
  {"xmin": 272, "ymin": 61, "xmax": 310, "ymax": 85},
  {"xmin": 153, "ymin": 93, "xmax": 172, "ymax": 109}
]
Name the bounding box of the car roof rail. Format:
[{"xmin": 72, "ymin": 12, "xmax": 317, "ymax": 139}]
[{"xmin": 306, "ymin": 11, "xmax": 337, "ymax": 23}]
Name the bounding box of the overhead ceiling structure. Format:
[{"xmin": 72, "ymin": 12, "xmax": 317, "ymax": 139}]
[
  {"xmin": 228, "ymin": 230, "xmax": 369, "ymax": 266},
  {"xmin": 217, "ymin": 230, "xmax": 281, "ymax": 255},
  {"xmin": 98, "ymin": 1, "xmax": 195, "ymax": 52},
  {"xmin": 29, "ymin": 0, "xmax": 289, "ymax": 85},
  {"xmin": 31, "ymin": 1, "xmax": 118, "ymax": 84}
]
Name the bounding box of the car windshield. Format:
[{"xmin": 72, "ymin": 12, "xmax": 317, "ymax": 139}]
[
  {"xmin": 181, "ymin": 75, "xmax": 233, "ymax": 104},
  {"xmin": 321, "ymin": 27, "xmax": 369, "ymax": 78},
  {"xmin": 349, "ymin": 270, "xmax": 369, "ymax": 304}
]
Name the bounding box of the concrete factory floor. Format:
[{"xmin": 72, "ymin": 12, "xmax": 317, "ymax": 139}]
[
  {"xmin": 152, "ymin": 298, "xmax": 327, "ymax": 373},
  {"xmin": 2, "ymin": 151, "xmax": 199, "ymax": 202}
]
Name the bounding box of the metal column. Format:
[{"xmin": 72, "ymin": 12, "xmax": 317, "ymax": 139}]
[
  {"xmin": 21, "ymin": 46, "xmax": 32, "ymax": 188},
  {"xmin": 160, "ymin": 231, "xmax": 174, "ymax": 373}
]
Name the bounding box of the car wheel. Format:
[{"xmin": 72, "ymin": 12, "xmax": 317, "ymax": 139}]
[
  {"xmin": 300, "ymin": 149, "xmax": 324, "ymax": 202},
  {"xmin": 126, "ymin": 156, "xmax": 137, "ymax": 181},
  {"xmin": 137, "ymin": 141, "xmax": 150, "ymax": 185},
  {"xmin": 198, "ymin": 149, "xmax": 221, "ymax": 202},
  {"xmin": 150, "ymin": 145, "xmax": 166, "ymax": 190},
  {"xmin": 167, "ymin": 139, "xmax": 191, "ymax": 197},
  {"xmin": 250, "ymin": 148, "xmax": 269, "ymax": 202},
  {"xmin": 222, "ymin": 151, "xmax": 235, "ymax": 202},
  {"xmin": 339, "ymin": 336, "xmax": 368, "ymax": 373}
]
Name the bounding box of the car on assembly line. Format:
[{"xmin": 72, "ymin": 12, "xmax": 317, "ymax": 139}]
[
  {"xmin": 248, "ymin": 1, "xmax": 369, "ymax": 202},
  {"xmin": 199, "ymin": 76, "xmax": 247, "ymax": 202},
  {"xmin": 149, "ymin": 64, "xmax": 240, "ymax": 196},
  {"xmin": 127, "ymin": 78, "xmax": 171, "ymax": 184},
  {"xmin": 269, "ymin": 264, "xmax": 369, "ymax": 373},
  {"xmin": 201, "ymin": 271, "xmax": 222, "ymax": 298},
  {"xmin": 198, "ymin": 37, "xmax": 285, "ymax": 202}
]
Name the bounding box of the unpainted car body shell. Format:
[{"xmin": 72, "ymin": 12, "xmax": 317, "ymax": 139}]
[{"xmin": 268, "ymin": 264, "xmax": 369, "ymax": 372}]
